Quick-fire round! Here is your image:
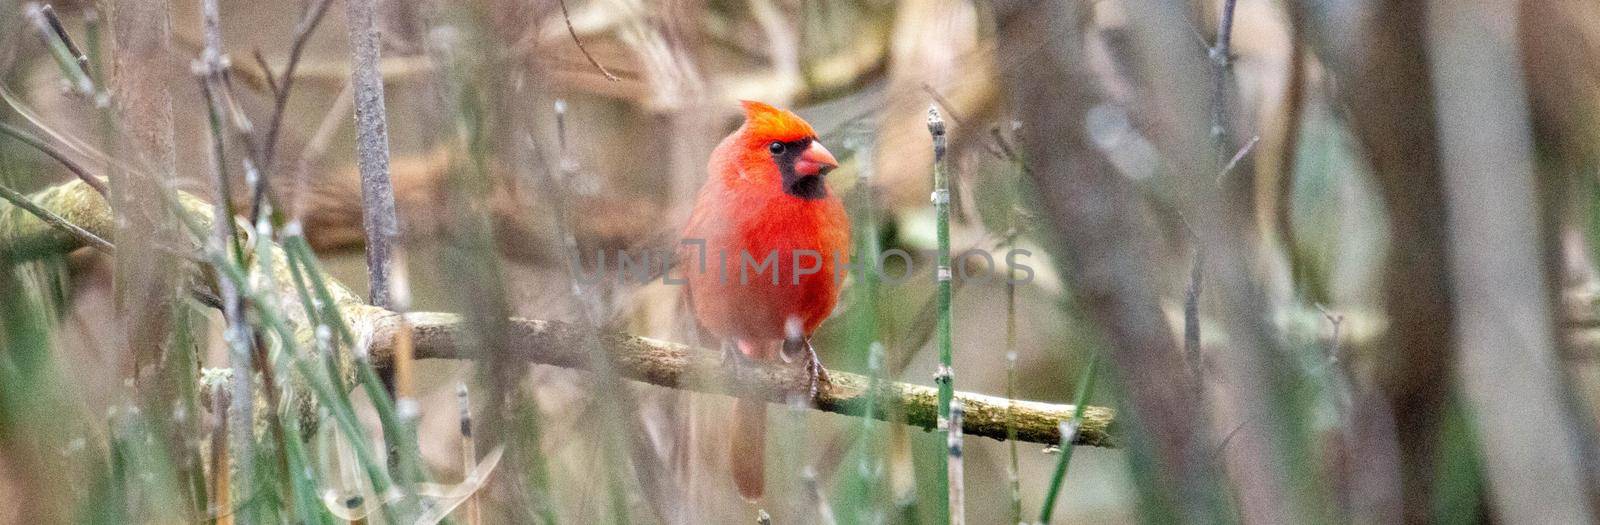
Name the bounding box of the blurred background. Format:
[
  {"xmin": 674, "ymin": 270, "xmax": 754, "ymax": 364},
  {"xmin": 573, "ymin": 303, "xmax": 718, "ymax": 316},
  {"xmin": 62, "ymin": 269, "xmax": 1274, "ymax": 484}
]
[{"xmin": 0, "ymin": 0, "xmax": 1598, "ymax": 523}]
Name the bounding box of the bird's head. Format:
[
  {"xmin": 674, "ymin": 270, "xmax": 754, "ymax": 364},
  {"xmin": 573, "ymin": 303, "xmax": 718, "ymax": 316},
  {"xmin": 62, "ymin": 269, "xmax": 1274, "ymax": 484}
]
[{"xmin": 737, "ymin": 100, "xmax": 838, "ymax": 200}]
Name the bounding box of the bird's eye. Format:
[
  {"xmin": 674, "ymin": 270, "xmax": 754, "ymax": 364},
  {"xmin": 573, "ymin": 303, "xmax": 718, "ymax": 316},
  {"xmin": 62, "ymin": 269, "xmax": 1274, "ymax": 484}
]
[{"xmin": 768, "ymin": 141, "xmax": 785, "ymax": 155}]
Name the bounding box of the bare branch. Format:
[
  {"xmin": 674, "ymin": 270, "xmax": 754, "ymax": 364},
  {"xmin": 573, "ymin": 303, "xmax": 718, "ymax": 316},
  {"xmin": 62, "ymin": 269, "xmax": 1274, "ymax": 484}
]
[
  {"xmin": 344, "ymin": 0, "xmax": 402, "ymax": 309},
  {"xmin": 991, "ymin": 0, "xmax": 1215, "ymax": 516},
  {"xmin": 0, "ymin": 121, "xmax": 108, "ymax": 197},
  {"xmin": 255, "ymin": 0, "xmax": 334, "ymax": 222}
]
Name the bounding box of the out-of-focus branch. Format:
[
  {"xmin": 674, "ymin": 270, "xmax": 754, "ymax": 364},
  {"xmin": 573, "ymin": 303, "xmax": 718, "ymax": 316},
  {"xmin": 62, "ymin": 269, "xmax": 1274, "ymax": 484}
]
[
  {"xmin": 1254, "ymin": 21, "xmax": 1305, "ymax": 294},
  {"xmin": 1428, "ymin": 0, "xmax": 1596, "ymax": 522},
  {"xmin": 108, "ymin": 0, "xmax": 184, "ymax": 393},
  {"xmin": 195, "ymin": 0, "xmax": 261, "ymax": 506},
  {"xmin": 280, "ymin": 147, "xmax": 652, "ymax": 263},
  {"xmin": 1, "ymin": 179, "xmax": 1116, "ymax": 448},
  {"xmin": 253, "ymin": 0, "xmax": 334, "ymax": 222},
  {"xmin": 990, "ymin": 0, "xmax": 1217, "ymax": 518},
  {"xmin": 1289, "ymin": 1, "xmax": 1454, "ymax": 520},
  {"xmin": 1118, "ymin": 0, "xmax": 1324, "ymax": 520},
  {"xmin": 344, "ymin": 0, "xmax": 402, "ymax": 310},
  {"xmin": 1209, "ymin": 0, "xmax": 1238, "ymax": 148},
  {"xmin": 0, "ymin": 121, "xmax": 108, "ymax": 197}
]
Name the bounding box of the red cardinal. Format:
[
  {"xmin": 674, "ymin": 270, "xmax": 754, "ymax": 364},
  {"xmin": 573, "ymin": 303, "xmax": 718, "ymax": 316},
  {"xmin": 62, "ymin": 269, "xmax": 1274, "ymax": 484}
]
[{"xmin": 679, "ymin": 101, "xmax": 849, "ymax": 500}]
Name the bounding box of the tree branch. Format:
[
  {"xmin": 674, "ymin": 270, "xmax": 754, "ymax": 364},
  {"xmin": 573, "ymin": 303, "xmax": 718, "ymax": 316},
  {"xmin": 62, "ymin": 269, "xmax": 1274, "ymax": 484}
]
[{"xmin": 1, "ymin": 179, "xmax": 1116, "ymax": 448}]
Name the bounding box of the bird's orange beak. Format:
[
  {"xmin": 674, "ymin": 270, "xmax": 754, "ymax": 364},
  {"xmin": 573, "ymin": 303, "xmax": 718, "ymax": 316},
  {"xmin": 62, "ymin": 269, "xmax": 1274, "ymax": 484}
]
[{"xmin": 795, "ymin": 141, "xmax": 838, "ymax": 177}]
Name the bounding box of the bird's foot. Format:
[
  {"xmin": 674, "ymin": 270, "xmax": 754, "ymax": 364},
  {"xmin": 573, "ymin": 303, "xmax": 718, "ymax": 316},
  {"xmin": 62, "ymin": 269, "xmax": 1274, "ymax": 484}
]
[{"xmin": 786, "ymin": 337, "xmax": 830, "ymax": 400}]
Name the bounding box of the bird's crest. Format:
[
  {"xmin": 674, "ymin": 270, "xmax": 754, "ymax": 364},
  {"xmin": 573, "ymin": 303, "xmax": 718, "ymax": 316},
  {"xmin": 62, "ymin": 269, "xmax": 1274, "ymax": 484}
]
[{"xmin": 739, "ymin": 100, "xmax": 816, "ymax": 142}]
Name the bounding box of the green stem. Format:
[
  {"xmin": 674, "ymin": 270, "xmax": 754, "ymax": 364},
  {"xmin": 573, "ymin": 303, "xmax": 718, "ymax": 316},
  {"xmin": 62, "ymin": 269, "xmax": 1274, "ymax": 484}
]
[
  {"xmin": 154, "ymin": 186, "xmax": 399, "ymax": 519},
  {"xmin": 852, "ymin": 134, "xmax": 885, "ymax": 521},
  {"xmin": 928, "ymin": 105, "xmax": 956, "ymax": 522},
  {"xmin": 25, "ymin": 4, "xmax": 94, "ymax": 96},
  {"xmin": 1039, "ymin": 354, "xmax": 1099, "ymax": 524}
]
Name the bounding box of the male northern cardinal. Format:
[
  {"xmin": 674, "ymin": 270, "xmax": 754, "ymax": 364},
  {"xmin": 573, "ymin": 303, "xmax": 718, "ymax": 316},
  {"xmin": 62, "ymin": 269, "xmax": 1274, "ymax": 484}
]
[{"xmin": 679, "ymin": 101, "xmax": 849, "ymax": 500}]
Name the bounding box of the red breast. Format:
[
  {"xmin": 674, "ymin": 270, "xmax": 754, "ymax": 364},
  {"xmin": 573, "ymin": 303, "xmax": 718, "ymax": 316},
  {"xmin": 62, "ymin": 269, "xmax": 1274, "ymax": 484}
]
[{"xmin": 680, "ymin": 101, "xmax": 850, "ymax": 353}]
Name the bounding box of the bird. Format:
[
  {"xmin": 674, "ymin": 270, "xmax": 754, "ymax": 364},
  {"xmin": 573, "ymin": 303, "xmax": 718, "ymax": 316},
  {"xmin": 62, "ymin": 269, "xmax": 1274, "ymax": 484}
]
[{"xmin": 678, "ymin": 100, "xmax": 850, "ymax": 501}]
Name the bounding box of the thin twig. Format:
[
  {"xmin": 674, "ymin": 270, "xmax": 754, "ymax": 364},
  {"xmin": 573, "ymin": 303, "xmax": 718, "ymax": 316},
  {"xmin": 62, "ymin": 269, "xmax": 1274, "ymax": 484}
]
[
  {"xmin": 557, "ymin": 0, "xmax": 619, "ymax": 81},
  {"xmin": 947, "ymin": 399, "xmax": 966, "ymax": 525},
  {"xmin": 195, "ymin": 3, "xmax": 257, "ymax": 518},
  {"xmin": 1187, "ymin": 0, "xmax": 1244, "ymax": 387},
  {"xmin": 254, "ymin": 0, "xmax": 334, "ymax": 223},
  {"xmin": 928, "ymin": 104, "xmax": 958, "ymax": 522},
  {"xmin": 1218, "ymin": 135, "xmax": 1261, "ymax": 184},
  {"xmin": 251, "ymin": 50, "xmax": 280, "ymax": 97},
  {"xmin": 1184, "ymin": 245, "xmax": 1203, "ymax": 375},
  {"xmin": 0, "ymin": 122, "xmax": 108, "ymax": 197},
  {"xmin": 999, "ymin": 138, "xmax": 1027, "ymax": 522},
  {"xmin": 456, "ymin": 383, "xmax": 481, "ymax": 525},
  {"xmin": 1209, "ymin": 0, "xmax": 1239, "ymax": 148},
  {"xmin": 1004, "ymin": 236, "xmax": 1022, "ymax": 524},
  {"xmin": 1314, "ymin": 303, "xmax": 1346, "ymax": 364},
  {"xmin": 39, "ymin": 5, "xmax": 91, "ymax": 80},
  {"xmin": 289, "ymin": 79, "xmax": 353, "ymax": 223},
  {"xmin": 922, "ymin": 83, "xmax": 1032, "ymax": 175}
]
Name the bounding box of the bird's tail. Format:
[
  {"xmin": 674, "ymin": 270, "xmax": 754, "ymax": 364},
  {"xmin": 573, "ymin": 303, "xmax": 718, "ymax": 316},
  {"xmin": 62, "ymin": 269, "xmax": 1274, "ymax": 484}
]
[{"xmin": 731, "ymin": 397, "xmax": 766, "ymax": 501}]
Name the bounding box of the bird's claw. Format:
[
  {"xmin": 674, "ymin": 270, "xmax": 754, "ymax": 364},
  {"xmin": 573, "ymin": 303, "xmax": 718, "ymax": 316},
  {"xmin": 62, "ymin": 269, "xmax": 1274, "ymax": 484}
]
[
  {"xmin": 726, "ymin": 338, "xmax": 829, "ymax": 400},
  {"xmin": 796, "ymin": 338, "xmax": 830, "ymax": 400}
]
